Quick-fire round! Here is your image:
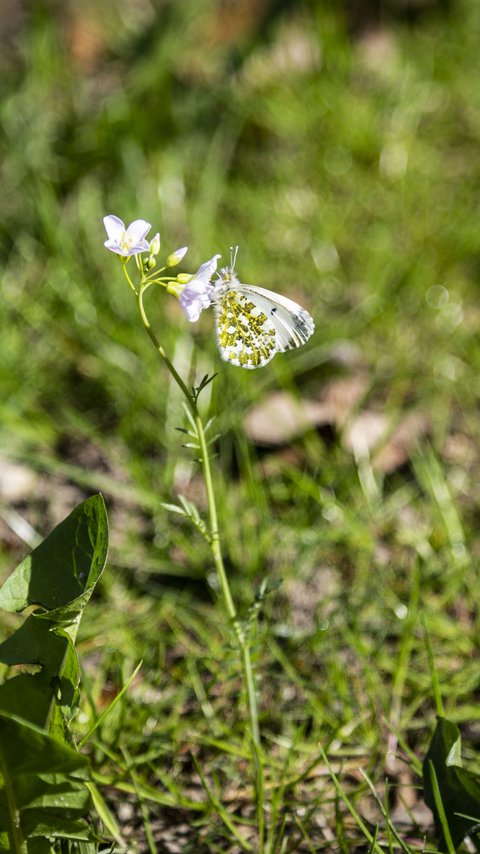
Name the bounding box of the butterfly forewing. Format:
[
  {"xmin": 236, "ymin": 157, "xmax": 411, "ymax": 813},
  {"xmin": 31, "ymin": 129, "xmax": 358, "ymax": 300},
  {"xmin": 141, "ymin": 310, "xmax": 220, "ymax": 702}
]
[{"xmin": 238, "ymin": 285, "xmax": 315, "ymax": 351}]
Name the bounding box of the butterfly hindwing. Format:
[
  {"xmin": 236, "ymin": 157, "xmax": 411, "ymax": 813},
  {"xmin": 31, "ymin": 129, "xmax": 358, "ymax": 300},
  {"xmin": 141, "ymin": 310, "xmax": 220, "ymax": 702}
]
[
  {"xmin": 215, "ymin": 289, "xmax": 277, "ymax": 369},
  {"xmin": 212, "ymin": 265, "xmax": 315, "ymax": 369}
]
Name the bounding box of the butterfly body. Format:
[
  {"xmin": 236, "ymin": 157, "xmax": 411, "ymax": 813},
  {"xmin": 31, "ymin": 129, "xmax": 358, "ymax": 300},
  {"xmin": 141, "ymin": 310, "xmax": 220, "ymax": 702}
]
[{"xmin": 212, "ymin": 266, "xmax": 315, "ymax": 369}]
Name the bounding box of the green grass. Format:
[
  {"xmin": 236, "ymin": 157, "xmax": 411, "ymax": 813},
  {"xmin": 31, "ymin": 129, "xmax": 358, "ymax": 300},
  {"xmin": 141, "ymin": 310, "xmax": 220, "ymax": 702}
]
[{"xmin": 1, "ymin": 0, "xmax": 480, "ymax": 849}]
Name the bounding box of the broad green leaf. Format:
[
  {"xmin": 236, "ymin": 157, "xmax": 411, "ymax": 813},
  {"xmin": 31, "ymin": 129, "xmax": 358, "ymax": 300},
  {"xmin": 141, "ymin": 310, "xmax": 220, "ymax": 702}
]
[
  {"xmin": 0, "ymin": 712, "xmax": 88, "ymax": 778},
  {"xmin": 0, "ymin": 496, "xmax": 108, "ymax": 735},
  {"xmin": 0, "ymin": 610, "xmax": 78, "ymax": 732},
  {"xmin": 0, "ymin": 616, "xmax": 69, "ymax": 674},
  {"xmin": 0, "ymin": 498, "xmax": 107, "ymax": 850},
  {"xmin": 0, "ymin": 495, "xmax": 108, "ymax": 623},
  {"xmin": 9, "ymin": 775, "xmax": 91, "ymax": 811},
  {"xmin": 0, "ymin": 673, "xmax": 65, "ymax": 731},
  {"xmin": 0, "ymin": 712, "xmax": 94, "ymax": 849},
  {"xmin": 423, "ymin": 716, "xmax": 480, "ymax": 850},
  {"xmin": 22, "ymin": 813, "xmax": 93, "ymax": 840}
]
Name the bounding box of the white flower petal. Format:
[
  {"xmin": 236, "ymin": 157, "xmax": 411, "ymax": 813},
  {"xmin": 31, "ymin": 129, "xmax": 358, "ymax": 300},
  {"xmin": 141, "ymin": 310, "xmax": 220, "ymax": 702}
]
[
  {"xmin": 179, "ymin": 279, "xmax": 214, "ymax": 322},
  {"xmin": 103, "ymin": 215, "xmax": 125, "ymax": 244},
  {"xmin": 125, "ymin": 219, "xmax": 152, "ymax": 244},
  {"xmin": 180, "ymin": 296, "xmax": 203, "ymax": 322},
  {"xmin": 104, "ymin": 239, "xmax": 126, "ymax": 255},
  {"xmin": 194, "ymin": 253, "xmax": 221, "ymax": 283}
]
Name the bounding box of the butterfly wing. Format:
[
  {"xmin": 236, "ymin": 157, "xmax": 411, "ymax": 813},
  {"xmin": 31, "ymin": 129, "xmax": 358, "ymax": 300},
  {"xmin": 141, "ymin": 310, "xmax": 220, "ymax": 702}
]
[
  {"xmin": 238, "ymin": 285, "xmax": 315, "ymax": 352},
  {"xmin": 214, "ymin": 288, "xmax": 278, "ymax": 369}
]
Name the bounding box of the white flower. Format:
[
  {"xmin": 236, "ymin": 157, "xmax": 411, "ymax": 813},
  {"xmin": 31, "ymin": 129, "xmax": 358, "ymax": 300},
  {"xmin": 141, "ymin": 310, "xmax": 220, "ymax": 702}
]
[
  {"xmin": 167, "ymin": 246, "xmax": 188, "ymax": 267},
  {"xmin": 103, "ymin": 215, "xmax": 151, "ymax": 257},
  {"xmin": 179, "ymin": 254, "xmax": 220, "ymax": 322}
]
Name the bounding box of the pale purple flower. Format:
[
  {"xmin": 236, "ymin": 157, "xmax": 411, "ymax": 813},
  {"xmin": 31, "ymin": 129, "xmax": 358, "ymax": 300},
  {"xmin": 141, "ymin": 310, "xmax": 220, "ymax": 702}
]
[
  {"xmin": 103, "ymin": 215, "xmax": 151, "ymax": 257},
  {"xmin": 179, "ymin": 254, "xmax": 221, "ymax": 322}
]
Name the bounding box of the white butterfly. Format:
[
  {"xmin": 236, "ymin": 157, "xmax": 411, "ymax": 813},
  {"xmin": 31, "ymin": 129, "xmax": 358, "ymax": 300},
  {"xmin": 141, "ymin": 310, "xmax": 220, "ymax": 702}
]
[{"xmin": 211, "ymin": 249, "xmax": 315, "ymax": 369}]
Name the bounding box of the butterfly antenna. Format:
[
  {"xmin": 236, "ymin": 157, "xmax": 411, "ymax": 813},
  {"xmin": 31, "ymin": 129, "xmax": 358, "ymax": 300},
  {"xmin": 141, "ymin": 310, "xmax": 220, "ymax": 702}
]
[{"xmin": 230, "ymin": 245, "xmax": 239, "ymax": 271}]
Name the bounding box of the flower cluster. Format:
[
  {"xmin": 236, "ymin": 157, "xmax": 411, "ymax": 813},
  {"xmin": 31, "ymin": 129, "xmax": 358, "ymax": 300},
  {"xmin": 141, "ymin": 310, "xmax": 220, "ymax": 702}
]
[{"xmin": 103, "ymin": 215, "xmax": 219, "ymax": 322}]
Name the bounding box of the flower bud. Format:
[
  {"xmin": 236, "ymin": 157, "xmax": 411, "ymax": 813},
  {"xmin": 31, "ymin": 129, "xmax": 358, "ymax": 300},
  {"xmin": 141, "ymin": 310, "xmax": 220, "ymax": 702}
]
[
  {"xmin": 166, "ymin": 281, "xmax": 182, "ymax": 297},
  {"xmin": 149, "ymin": 232, "xmax": 161, "ymax": 256},
  {"xmin": 167, "ymin": 246, "xmax": 188, "ymax": 267},
  {"xmin": 176, "ymin": 273, "xmax": 193, "ymax": 284}
]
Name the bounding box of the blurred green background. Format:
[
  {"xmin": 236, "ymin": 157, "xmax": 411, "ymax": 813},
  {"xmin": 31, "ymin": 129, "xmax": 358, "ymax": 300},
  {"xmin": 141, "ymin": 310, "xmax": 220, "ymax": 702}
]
[
  {"xmin": 1, "ymin": 0, "xmax": 480, "ymax": 849},
  {"xmin": 2, "ymin": 0, "xmax": 479, "ymax": 566}
]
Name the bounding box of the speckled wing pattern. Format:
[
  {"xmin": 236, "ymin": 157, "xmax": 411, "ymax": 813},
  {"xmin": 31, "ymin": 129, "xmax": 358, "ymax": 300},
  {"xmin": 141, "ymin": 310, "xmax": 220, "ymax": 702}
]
[{"xmin": 213, "ymin": 273, "xmax": 315, "ymax": 369}]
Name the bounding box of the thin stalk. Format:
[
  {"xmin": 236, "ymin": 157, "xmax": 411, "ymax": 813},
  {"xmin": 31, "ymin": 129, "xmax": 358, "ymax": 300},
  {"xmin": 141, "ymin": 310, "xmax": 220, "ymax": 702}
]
[
  {"xmin": 134, "ymin": 278, "xmax": 264, "ymax": 849},
  {"xmin": 195, "ymin": 412, "xmax": 237, "ymax": 621},
  {"xmin": 137, "ymin": 284, "xmax": 193, "ymax": 403}
]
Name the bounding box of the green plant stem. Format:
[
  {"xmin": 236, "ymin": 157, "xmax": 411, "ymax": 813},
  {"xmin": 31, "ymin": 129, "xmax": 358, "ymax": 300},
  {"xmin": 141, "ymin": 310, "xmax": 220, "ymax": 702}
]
[
  {"xmin": 134, "ymin": 280, "xmax": 264, "ymax": 846},
  {"xmin": 137, "ymin": 283, "xmax": 193, "ymax": 403},
  {"xmin": 195, "ymin": 410, "xmax": 265, "ymax": 849},
  {"xmin": 194, "ymin": 413, "xmax": 237, "ymax": 621}
]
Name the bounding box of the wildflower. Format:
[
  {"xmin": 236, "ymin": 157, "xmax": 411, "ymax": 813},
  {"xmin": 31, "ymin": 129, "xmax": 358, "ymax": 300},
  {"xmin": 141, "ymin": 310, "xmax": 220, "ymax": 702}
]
[
  {"xmin": 103, "ymin": 215, "xmax": 151, "ymax": 257},
  {"xmin": 179, "ymin": 254, "xmax": 221, "ymax": 322}
]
